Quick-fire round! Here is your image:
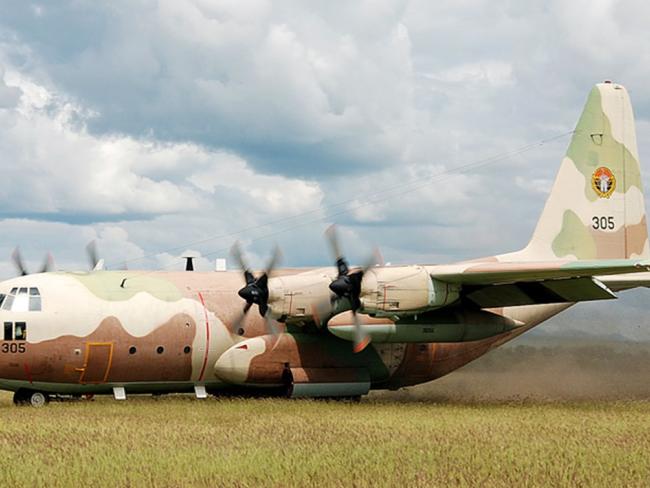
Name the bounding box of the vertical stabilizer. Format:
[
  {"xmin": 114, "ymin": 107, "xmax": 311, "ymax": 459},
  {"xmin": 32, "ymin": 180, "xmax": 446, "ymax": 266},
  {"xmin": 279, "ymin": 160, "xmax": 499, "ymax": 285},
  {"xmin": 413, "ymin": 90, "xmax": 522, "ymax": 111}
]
[{"xmin": 511, "ymin": 82, "xmax": 648, "ymax": 261}]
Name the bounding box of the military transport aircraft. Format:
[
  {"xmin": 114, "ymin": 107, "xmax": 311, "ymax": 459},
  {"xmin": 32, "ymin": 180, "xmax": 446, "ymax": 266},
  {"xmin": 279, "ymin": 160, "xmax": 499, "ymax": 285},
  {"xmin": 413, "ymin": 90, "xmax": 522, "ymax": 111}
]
[{"xmin": 1, "ymin": 82, "xmax": 649, "ymax": 406}]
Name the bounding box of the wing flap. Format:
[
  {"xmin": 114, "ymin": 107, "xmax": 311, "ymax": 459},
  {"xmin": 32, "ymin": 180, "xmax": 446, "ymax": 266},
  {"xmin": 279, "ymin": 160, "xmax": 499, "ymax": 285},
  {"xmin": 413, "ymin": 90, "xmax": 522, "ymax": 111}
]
[{"xmin": 464, "ymin": 277, "xmax": 616, "ymax": 308}]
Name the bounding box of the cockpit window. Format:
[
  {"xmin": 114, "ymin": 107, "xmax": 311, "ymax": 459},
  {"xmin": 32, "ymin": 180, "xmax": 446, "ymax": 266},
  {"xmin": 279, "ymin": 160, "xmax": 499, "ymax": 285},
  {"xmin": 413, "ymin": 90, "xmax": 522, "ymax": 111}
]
[
  {"xmin": 1, "ymin": 287, "xmax": 41, "ymax": 312},
  {"xmin": 29, "ymin": 288, "xmax": 41, "ymax": 311},
  {"xmin": 2, "ymin": 295, "xmax": 14, "ymax": 311},
  {"xmin": 13, "ymin": 288, "xmax": 29, "ymax": 312}
]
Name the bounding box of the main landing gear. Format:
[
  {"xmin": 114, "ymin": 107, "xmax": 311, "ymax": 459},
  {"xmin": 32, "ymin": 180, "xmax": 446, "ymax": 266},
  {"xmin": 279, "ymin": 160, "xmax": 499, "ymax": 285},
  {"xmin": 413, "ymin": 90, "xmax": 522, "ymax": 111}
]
[{"xmin": 13, "ymin": 389, "xmax": 50, "ymax": 407}]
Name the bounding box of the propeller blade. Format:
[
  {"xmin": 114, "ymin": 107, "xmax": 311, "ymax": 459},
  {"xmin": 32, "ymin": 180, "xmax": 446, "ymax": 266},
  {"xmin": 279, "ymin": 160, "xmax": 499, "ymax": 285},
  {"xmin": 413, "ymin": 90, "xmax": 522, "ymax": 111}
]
[
  {"xmin": 311, "ymin": 297, "xmax": 334, "ymax": 327},
  {"xmin": 264, "ymin": 311, "xmax": 280, "ymax": 337},
  {"xmin": 256, "ymin": 273, "xmax": 268, "ymax": 291},
  {"xmin": 258, "ymin": 300, "xmax": 268, "ymax": 317},
  {"xmin": 325, "ymin": 225, "xmax": 348, "ymax": 277},
  {"xmin": 39, "ymin": 253, "xmax": 54, "ymax": 273},
  {"xmin": 361, "ymin": 248, "xmax": 381, "ymax": 273},
  {"xmin": 244, "ymin": 270, "xmax": 255, "ymax": 286},
  {"xmin": 264, "ymin": 245, "xmax": 282, "ymax": 276},
  {"xmin": 230, "ymin": 241, "xmax": 250, "ymax": 274},
  {"xmin": 11, "ymin": 247, "xmax": 28, "ymax": 276},
  {"xmin": 352, "ymin": 311, "xmax": 370, "ymax": 353}
]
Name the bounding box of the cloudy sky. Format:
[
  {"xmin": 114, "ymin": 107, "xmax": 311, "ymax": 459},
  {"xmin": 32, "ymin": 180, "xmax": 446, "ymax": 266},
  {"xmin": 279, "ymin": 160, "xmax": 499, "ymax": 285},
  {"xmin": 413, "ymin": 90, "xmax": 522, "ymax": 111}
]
[{"xmin": 0, "ymin": 0, "xmax": 649, "ymax": 339}]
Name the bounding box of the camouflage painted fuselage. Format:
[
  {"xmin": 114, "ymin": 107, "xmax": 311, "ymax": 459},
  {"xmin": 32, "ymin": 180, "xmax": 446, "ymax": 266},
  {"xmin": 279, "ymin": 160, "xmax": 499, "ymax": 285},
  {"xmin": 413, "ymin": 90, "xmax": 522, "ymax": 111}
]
[{"xmin": 0, "ymin": 269, "xmax": 568, "ymax": 396}]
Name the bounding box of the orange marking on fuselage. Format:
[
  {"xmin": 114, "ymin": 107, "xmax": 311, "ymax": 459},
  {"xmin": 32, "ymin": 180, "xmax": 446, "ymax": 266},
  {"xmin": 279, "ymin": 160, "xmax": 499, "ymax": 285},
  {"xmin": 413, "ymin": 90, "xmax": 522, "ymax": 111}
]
[
  {"xmin": 197, "ymin": 292, "xmax": 210, "ymax": 382},
  {"xmin": 79, "ymin": 342, "xmax": 114, "ymax": 384},
  {"xmin": 105, "ymin": 343, "xmax": 114, "ymax": 382}
]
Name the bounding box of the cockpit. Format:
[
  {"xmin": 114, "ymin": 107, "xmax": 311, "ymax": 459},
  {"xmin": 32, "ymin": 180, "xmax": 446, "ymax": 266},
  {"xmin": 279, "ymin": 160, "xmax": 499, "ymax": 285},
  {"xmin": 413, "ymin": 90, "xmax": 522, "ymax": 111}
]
[{"xmin": 0, "ymin": 287, "xmax": 42, "ymax": 312}]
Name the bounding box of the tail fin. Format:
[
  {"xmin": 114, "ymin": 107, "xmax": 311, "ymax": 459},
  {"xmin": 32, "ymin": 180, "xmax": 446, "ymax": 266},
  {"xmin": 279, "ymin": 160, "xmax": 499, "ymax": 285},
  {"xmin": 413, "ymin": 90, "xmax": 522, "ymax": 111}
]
[{"xmin": 514, "ymin": 82, "xmax": 649, "ymax": 261}]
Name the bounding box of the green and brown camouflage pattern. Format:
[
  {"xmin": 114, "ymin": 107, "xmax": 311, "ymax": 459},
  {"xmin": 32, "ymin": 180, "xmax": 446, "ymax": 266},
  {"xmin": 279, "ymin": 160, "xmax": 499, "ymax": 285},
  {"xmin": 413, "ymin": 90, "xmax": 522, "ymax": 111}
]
[{"xmin": 505, "ymin": 82, "xmax": 648, "ymax": 261}]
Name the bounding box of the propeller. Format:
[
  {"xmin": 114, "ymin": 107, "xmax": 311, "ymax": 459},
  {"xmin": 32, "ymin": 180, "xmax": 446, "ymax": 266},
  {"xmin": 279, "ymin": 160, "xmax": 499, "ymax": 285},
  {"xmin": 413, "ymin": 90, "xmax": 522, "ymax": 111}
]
[
  {"xmin": 230, "ymin": 242, "xmax": 282, "ymax": 337},
  {"xmin": 86, "ymin": 241, "xmax": 105, "ymax": 271},
  {"xmin": 11, "ymin": 247, "xmax": 54, "ymax": 276},
  {"xmin": 325, "ymin": 225, "xmax": 377, "ymax": 353}
]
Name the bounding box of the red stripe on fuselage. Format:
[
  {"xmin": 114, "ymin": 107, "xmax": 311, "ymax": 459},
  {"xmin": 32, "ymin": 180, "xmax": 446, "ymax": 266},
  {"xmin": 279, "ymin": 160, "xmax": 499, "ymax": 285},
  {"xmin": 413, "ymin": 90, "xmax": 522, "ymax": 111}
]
[
  {"xmin": 197, "ymin": 292, "xmax": 211, "ymax": 382},
  {"xmin": 23, "ymin": 363, "xmax": 33, "ymax": 384}
]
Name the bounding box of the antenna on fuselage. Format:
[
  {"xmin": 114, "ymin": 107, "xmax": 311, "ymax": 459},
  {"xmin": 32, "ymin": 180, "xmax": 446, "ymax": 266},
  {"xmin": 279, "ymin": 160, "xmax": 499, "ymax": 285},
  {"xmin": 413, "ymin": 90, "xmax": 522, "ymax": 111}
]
[{"xmin": 183, "ymin": 256, "xmax": 195, "ymax": 271}]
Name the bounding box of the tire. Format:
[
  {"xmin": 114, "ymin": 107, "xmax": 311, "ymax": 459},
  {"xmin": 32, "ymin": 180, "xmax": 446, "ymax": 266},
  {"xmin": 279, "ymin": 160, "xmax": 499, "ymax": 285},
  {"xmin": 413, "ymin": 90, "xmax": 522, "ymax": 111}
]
[{"xmin": 28, "ymin": 391, "xmax": 49, "ymax": 407}]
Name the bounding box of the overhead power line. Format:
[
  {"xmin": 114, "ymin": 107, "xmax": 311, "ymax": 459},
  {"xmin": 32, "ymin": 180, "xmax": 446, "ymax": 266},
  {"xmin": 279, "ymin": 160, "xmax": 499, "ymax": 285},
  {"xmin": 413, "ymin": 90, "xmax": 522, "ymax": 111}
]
[{"xmin": 108, "ymin": 130, "xmax": 573, "ymax": 271}]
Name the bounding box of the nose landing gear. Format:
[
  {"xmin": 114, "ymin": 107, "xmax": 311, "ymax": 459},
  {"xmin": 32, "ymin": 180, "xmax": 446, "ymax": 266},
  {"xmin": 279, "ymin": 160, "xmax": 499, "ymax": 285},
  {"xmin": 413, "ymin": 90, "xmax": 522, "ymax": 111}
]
[{"xmin": 13, "ymin": 389, "xmax": 50, "ymax": 407}]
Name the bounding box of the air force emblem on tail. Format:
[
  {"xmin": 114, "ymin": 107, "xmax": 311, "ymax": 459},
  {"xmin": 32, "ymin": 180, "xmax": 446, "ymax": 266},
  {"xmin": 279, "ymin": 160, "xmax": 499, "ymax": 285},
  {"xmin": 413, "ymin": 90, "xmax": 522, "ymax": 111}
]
[{"xmin": 592, "ymin": 166, "xmax": 616, "ymax": 199}]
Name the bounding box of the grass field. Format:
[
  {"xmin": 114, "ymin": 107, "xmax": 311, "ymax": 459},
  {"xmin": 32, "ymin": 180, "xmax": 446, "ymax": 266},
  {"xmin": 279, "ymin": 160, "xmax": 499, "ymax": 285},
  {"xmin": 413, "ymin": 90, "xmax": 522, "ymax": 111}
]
[{"xmin": 1, "ymin": 391, "xmax": 650, "ymax": 487}]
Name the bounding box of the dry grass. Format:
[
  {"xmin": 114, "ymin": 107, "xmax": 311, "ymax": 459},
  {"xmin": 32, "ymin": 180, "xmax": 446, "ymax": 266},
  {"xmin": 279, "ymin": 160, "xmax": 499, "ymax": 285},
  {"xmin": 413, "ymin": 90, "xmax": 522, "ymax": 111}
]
[{"xmin": 1, "ymin": 392, "xmax": 650, "ymax": 487}]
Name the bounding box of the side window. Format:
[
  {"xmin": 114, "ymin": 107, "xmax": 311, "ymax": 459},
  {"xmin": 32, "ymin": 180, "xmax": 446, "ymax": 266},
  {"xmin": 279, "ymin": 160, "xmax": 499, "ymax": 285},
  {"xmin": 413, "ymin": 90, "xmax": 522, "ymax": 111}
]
[
  {"xmin": 29, "ymin": 288, "xmax": 41, "ymax": 311},
  {"xmin": 14, "ymin": 322, "xmax": 26, "ymax": 341},
  {"xmin": 3, "ymin": 322, "xmax": 11, "ymax": 341}
]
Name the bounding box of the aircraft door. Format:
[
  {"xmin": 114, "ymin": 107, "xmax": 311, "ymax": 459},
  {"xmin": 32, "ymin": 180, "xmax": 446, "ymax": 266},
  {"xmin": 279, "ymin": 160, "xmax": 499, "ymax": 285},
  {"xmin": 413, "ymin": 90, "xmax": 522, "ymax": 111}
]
[{"xmin": 78, "ymin": 342, "xmax": 113, "ymax": 384}]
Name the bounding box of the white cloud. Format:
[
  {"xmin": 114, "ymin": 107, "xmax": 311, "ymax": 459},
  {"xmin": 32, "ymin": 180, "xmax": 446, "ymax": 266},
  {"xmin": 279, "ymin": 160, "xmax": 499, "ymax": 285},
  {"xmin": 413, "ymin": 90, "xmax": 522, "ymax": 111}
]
[
  {"xmin": 424, "ymin": 61, "xmax": 515, "ymax": 87},
  {"xmin": 0, "ymin": 65, "xmax": 324, "ymax": 222},
  {"xmin": 0, "ymin": 65, "xmax": 21, "ymax": 108}
]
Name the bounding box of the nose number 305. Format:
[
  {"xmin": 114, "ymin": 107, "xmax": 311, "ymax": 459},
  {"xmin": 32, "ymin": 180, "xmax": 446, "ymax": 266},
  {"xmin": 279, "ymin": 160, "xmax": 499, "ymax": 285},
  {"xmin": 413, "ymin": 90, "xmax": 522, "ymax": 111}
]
[{"xmin": 1, "ymin": 343, "xmax": 26, "ymax": 354}]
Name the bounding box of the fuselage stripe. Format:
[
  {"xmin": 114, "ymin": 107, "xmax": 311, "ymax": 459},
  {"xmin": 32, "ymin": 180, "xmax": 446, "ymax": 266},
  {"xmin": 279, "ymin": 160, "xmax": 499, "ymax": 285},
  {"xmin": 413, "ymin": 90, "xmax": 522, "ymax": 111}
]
[
  {"xmin": 23, "ymin": 363, "xmax": 33, "ymax": 384},
  {"xmin": 197, "ymin": 292, "xmax": 210, "ymax": 382}
]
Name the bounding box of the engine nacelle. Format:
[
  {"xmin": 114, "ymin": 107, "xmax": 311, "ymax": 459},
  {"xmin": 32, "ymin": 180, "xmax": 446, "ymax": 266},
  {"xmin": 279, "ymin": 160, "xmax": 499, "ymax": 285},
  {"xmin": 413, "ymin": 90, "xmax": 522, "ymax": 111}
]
[
  {"xmin": 267, "ymin": 271, "xmax": 334, "ymax": 323},
  {"xmin": 360, "ymin": 266, "xmax": 459, "ymax": 316}
]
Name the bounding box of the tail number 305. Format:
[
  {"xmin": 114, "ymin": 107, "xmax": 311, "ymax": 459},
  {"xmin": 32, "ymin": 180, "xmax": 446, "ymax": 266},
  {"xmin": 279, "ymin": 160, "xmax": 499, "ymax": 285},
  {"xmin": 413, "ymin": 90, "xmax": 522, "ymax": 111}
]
[{"xmin": 592, "ymin": 216, "xmax": 615, "ymax": 230}]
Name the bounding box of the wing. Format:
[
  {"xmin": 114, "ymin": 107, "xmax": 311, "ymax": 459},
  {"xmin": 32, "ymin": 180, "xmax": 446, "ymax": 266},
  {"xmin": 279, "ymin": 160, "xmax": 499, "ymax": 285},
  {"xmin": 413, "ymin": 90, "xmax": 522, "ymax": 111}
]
[{"xmin": 429, "ymin": 259, "xmax": 650, "ymax": 308}]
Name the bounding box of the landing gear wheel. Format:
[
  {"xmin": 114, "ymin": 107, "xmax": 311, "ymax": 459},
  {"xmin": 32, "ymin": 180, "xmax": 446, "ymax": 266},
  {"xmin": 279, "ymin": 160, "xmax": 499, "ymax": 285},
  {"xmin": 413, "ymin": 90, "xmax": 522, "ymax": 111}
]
[
  {"xmin": 13, "ymin": 390, "xmax": 49, "ymax": 407},
  {"xmin": 28, "ymin": 391, "xmax": 49, "ymax": 407}
]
